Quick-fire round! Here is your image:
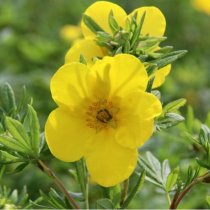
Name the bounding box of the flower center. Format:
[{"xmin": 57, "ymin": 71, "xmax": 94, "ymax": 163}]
[
  {"xmin": 86, "ymin": 99, "xmax": 119, "ymax": 132},
  {"xmin": 96, "ymin": 109, "xmax": 112, "ymax": 123}
]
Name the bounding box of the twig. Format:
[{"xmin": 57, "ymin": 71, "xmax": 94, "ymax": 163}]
[
  {"xmin": 170, "ymin": 171, "xmax": 210, "ymax": 209},
  {"xmin": 37, "ymin": 159, "xmax": 80, "ymax": 209}
]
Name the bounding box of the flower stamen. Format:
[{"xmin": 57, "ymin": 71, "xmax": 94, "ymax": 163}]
[
  {"xmin": 86, "ymin": 99, "xmax": 119, "ymax": 131},
  {"xmin": 96, "ymin": 109, "xmax": 112, "ymax": 123}
]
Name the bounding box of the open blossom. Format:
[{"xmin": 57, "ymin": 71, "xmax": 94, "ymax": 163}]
[
  {"xmin": 45, "ymin": 54, "xmax": 162, "ymax": 187},
  {"xmin": 192, "ymin": 0, "xmax": 210, "ymax": 15},
  {"xmin": 65, "ymin": 1, "xmax": 171, "ymax": 88}
]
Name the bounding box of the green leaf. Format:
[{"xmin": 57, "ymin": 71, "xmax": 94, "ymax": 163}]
[
  {"xmin": 123, "ymin": 40, "xmax": 130, "ymax": 53},
  {"xmin": 14, "ymin": 162, "xmax": 28, "ymax": 173},
  {"xmin": 69, "ymin": 192, "xmax": 84, "ymax": 202},
  {"xmin": 17, "ymin": 186, "xmax": 29, "ymax": 207},
  {"xmin": 122, "ymin": 171, "xmax": 145, "ymax": 208},
  {"xmin": 199, "ymin": 124, "xmax": 210, "ymax": 145},
  {"xmin": 0, "ymin": 83, "xmax": 16, "ymax": 114},
  {"xmin": 156, "ymin": 113, "xmax": 185, "ymax": 130},
  {"xmin": 5, "ymin": 117, "xmax": 30, "ymax": 149},
  {"xmin": 74, "ymin": 159, "xmax": 87, "ymax": 196},
  {"xmin": 130, "ymin": 11, "xmax": 146, "ymax": 48},
  {"xmin": 138, "ymin": 152, "xmax": 163, "ymax": 187},
  {"xmin": 0, "ymin": 150, "xmax": 22, "ymax": 164},
  {"xmin": 161, "ymin": 159, "xmax": 171, "ymax": 186},
  {"xmin": 166, "ymin": 167, "xmax": 179, "ymax": 192},
  {"xmin": 114, "ymin": 46, "xmax": 123, "ymax": 55},
  {"xmin": 24, "ymin": 105, "xmax": 40, "ymax": 155},
  {"xmin": 138, "ymin": 153, "xmax": 174, "ymax": 192},
  {"xmin": 108, "ymin": 10, "xmax": 120, "ymax": 34},
  {"xmin": 146, "ymin": 76, "xmax": 155, "ymax": 93},
  {"xmin": 151, "ymin": 50, "xmax": 187, "ymax": 69},
  {"xmin": 40, "ymin": 189, "xmax": 68, "ymax": 209},
  {"xmin": 151, "ymin": 90, "xmax": 161, "ymax": 99},
  {"xmin": 146, "ymin": 64, "xmax": 158, "ymax": 76},
  {"xmin": 0, "ymin": 135, "xmax": 28, "ymax": 153},
  {"xmin": 163, "ymin": 98, "xmax": 186, "ymax": 114},
  {"xmin": 109, "ymin": 185, "xmax": 121, "ymax": 208},
  {"xmin": 96, "ymin": 198, "xmax": 114, "ymax": 209},
  {"xmin": 83, "ymin": 14, "xmax": 104, "ymax": 34},
  {"xmin": 155, "ymin": 46, "xmax": 173, "ymax": 53}
]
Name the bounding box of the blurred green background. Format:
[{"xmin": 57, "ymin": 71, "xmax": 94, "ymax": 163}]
[{"xmin": 0, "ymin": 0, "xmax": 210, "ymax": 209}]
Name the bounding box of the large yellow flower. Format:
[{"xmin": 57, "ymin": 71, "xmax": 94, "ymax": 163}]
[
  {"xmin": 193, "ymin": 0, "xmax": 210, "ymax": 15},
  {"xmin": 45, "ymin": 54, "xmax": 162, "ymax": 187},
  {"xmin": 65, "ymin": 1, "xmax": 171, "ymax": 88}
]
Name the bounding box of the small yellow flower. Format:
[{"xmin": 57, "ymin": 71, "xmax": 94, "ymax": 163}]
[
  {"xmin": 45, "ymin": 54, "xmax": 162, "ymax": 187},
  {"xmin": 60, "ymin": 25, "xmax": 82, "ymax": 42},
  {"xmin": 65, "ymin": 1, "xmax": 171, "ymax": 88},
  {"xmin": 192, "ymin": 0, "xmax": 210, "ymax": 15}
]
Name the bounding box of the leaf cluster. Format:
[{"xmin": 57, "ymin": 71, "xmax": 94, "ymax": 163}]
[{"xmin": 83, "ymin": 11, "xmax": 187, "ymax": 85}]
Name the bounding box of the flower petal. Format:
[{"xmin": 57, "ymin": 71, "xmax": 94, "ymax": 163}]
[
  {"xmin": 129, "ymin": 7, "xmax": 166, "ymax": 37},
  {"xmin": 115, "ymin": 119, "xmax": 154, "ymax": 149},
  {"xmin": 45, "ymin": 108, "xmax": 94, "ymax": 162},
  {"xmin": 65, "ymin": 39, "xmax": 106, "ymax": 65},
  {"xmin": 115, "ymin": 91, "xmax": 162, "ymax": 149},
  {"xmin": 91, "ymin": 54, "xmax": 149, "ymax": 97},
  {"xmin": 85, "ymin": 131, "xmax": 137, "ymax": 187},
  {"xmin": 81, "ymin": 1, "xmax": 127, "ymax": 38},
  {"xmin": 51, "ymin": 63, "xmax": 89, "ymax": 108},
  {"xmin": 152, "ymin": 65, "xmax": 171, "ymax": 88}
]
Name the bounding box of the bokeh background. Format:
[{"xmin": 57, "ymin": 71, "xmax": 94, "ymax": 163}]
[{"xmin": 0, "ymin": 0, "xmax": 210, "ymax": 209}]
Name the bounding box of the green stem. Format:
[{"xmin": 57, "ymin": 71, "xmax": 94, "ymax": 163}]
[
  {"xmin": 170, "ymin": 171, "xmax": 210, "ymax": 209},
  {"xmin": 85, "ymin": 174, "xmax": 89, "ymax": 210},
  {"xmin": 37, "ymin": 160, "xmax": 80, "ymax": 209},
  {"xmin": 166, "ymin": 192, "xmax": 171, "ymax": 206}
]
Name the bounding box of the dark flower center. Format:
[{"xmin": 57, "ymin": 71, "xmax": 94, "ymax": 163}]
[{"xmin": 96, "ymin": 109, "xmax": 112, "ymax": 123}]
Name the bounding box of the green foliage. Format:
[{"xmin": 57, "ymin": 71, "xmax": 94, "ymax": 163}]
[
  {"xmin": 38, "ymin": 188, "xmax": 73, "ymax": 209},
  {"xmin": 96, "ymin": 198, "xmax": 114, "ymax": 209},
  {"xmin": 0, "ymin": 186, "xmax": 31, "ymax": 209},
  {"xmin": 121, "ymin": 171, "xmax": 145, "ymax": 208},
  {"xmin": 138, "ymin": 152, "xmax": 177, "ymax": 192},
  {"xmin": 83, "ymin": 10, "xmax": 187, "ymax": 75},
  {"xmin": 156, "ymin": 98, "xmax": 186, "ymax": 130}
]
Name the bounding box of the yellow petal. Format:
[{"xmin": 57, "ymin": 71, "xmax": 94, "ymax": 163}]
[
  {"xmin": 193, "ymin": 0, "xmax": 210, "ymax": 15},
  {"xmin": 152, "ymin": 64, "xmax": 171, "ymax": 88},
  {"xmin": 60, "ymin": 25, "xmax": 82, "ymax": 42},
  {"xmin": 50, "ymin": 63, "xmax": 89, "ymax": 108},
  {"xmin": 65, "ymin": 39, "xmax": 106, "ymax": 65},
  {"xmin": 115, "ymin": 91, "xmax": 162, "ymax": 149},
  {"xmin": 45, "ymin": 108, "xmax": 93, "ymax": 162},
  {"xmin": 91, "ymin": 54, "xmax": 149, "ymax": 98},
  {"xmin": 81, "ymin": 1, "xmax": 127, "ymax": 38},
  {"xmin": 129, "ymin": 7, "xmax": 166, "ymax": 37},
  {"xmin": 85, "ymin": 130, "xmax": 137, "ymax": 187},
  {"xmin": 116, "ymin": 119, "xmax": 154, "ymax": 149}
]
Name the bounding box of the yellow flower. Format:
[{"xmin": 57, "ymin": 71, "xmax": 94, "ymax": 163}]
[
  {"xmin": 192, "ymin": 0, "xmax": 210, "ymax": 15},
  {"xmin": 45, "ymin": 54, "xmax": 162, "ymax": 187},
  {"xmin": 65, "ymin": 1, "xmax": 171, "ymax": 88},
  {"xmin": 60, "ymin": 25, "xmax": 82, "ymax": 42}
]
